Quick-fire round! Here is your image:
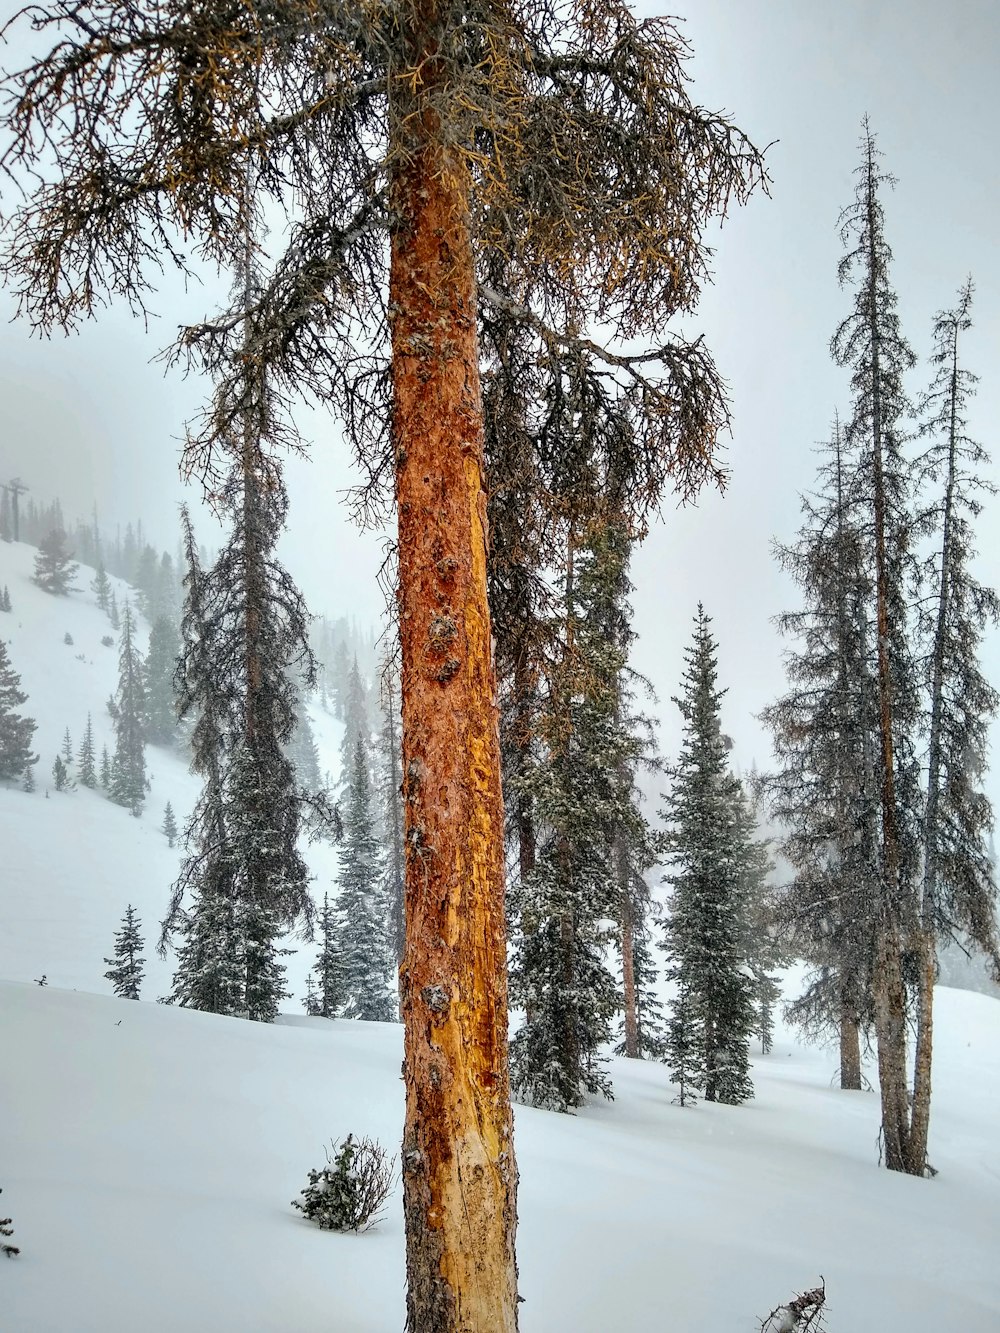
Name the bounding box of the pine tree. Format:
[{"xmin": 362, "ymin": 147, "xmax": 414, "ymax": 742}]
[
  {"xmin": 109, "ymin": 605, "xmax": 147, "ymax": 812},
  {"xmin": 22, "ymin": 763, "xmax": 35, "ymax": 793},
  {"xmin": 334, "ymin": 736, "xmax": 394, "ymax": 1021},
  {"xmin": 108, "ymin": 591, "xmax": 120, "ymax": 631},
  {"xmin": 510, "ymin": 519, "xmax": 635, "ymax": 1109},
  {"xmin": 909, "ymin": 279, "xmax": 1000, "ymax": 1169},
  {"xmin": 761, "ymin": 419, "xmax": 880, "ymax": 1089},
  {"xmin": 158, "ymin": 802, "xmax": 176, "ymax": 848},
  {"xmin": 660, "ymin": 608, "xmax": 755, "ymax": 1106},
  {"xmin": 77, "ymin": 714, "xmax": 97, "ymax": 787},
  {"xmin": 1, "ymin": 587, "xmax": 10, "ymax": 612},
  {"xmin": 104, "ymin": 904, "xmax": 145, "ymax": 999},
  {"xmin": 0, "ymin": 639, "xmax": 37, "ymax": 780},
  {"xmin": 143, "ymin": 615, "xmax": 181, "ymax": 746},
  {"xmin": 91, "ymin": 562, "xmax": 112, "ymax": 612},
  {"xmin": 99, "ymin": 744, "xmax": 111, "ymax": 789},
  {"xmin": 832, "ymin": 123, "xmax": 923, "ymax": 1173},
  {"xmin": 61, "ymin": 726, "xmax": 73, "ymax": 764},
  {"xmin": 32, "ymin": 529, "xmax": 78, "ymax": 595},
  {"xmin": 312, "ymin": 892, "xmax": 344, "ymax": 1019},
  {"xmin": 339, "ymin": 657, "xmax": 369, "ymax": 783},
  {"xmin": 52, "ymin": 753, "xmax": 68, "ymax": 791}
]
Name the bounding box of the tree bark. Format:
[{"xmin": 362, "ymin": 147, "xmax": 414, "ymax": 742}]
[
  {"xmin": 617, "ymin": 831, "xmax": 640, "ymax": 1059},
  {"xmin": 390, "ymin": 93, "xmax": 519, "ymax": 1333},
  {"xmin": 838, "ymin": 999, "xmax": 862, "ymax": 1091}
]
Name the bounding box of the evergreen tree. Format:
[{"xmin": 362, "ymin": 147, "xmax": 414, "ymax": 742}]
[
  {"xmin": 109, "ymin": 605, "xmax": 147, "ymax": 812},
  {"xmin": 32, "ymin": 528, "xmax": 78, "ymax": 595},
  {"xmin": 339, "ymin": 657, "xmax": 370, "ymax": 782},
  {"xmin": 510, "ymin": 519, "xmax": 635, "ymax": 1109},
  {"xmin": 91, "ymin": 562, "xmax": 111, "ymax": 612},
  {"xmin": 334, "ymin": 736, "xmax": 393, "ymax": 1021},
  {"xmin": 99, "ymin": 744, "xmax": 111, "ymax": 789},
  {"xmin": 162, "ymin": 801, "xmax": 178, "ymax": 847},
  {"xmin": 103, "ymin": 904, "xmax": 145, "ymax": 999},
  {"xmin": 1, "ymin": 587, "xmax": 10, "ymax": 612},
  {"xmin": 77, "ymin": 714, "xmax": 97, "ymax": 788},
  {"xmin": 22, "ymin": 763, "xmax": 35, "ymax": 793},
  {"xmin": 660, "ymin": 608, "xmax": 755, "ymax": 1106},
  {"xmin": 61, "ymin": 726, "xmax": 73, "ymax": 764},
  {"xmin": 832, "ymin": 123, "xmax": 923, "ymax": 1173},
  {"xmin": 761, "ymin": 419, "xmax": 880, "ymax": 1089},
  {"xmin": 0, "ymin": 639, "xmax": 37, "ymax": 780},
  {"xmin": 0, "ymin": 486, "xmax": 11, "ymax": 542},
  {"xmin": 312, "ymin": 891, "xmax": 344, "ymax": 1019},
  {"xmin": 108, "ymin": 591, "xmax": 120, "ymax": 631},
  {"xmin": 143, "ymin": 614, "xmax": 181, "ymax": 746},
  {"xmin": 52, "ymin": 753, "xmax": 69, "ymax": 791}
]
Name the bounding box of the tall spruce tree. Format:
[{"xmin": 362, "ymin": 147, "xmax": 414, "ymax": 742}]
[
  {"xmin": 0, "ymin": 640, "xmax": 37, "ymax": 780},
  {"xmin": 162, "ymin": 801, "xmax": 178, "ymax": 847},
  {"xmin": 909, "ymin": 279, "xmax": 1000, "ymax": 1168},
  {"xmin": 762, "ymin": 419, "xmax": 881, "ymax": 1089},
  {"xmin": 104, "ymin": 904, "xmax": 145, "ymax": 999},
  {"xmin": 77, "ymin": 713, "xmax": 97, "ymax": 788},
  {"xmin": 91, "ymin": 562, "xmax": 111, "ymax": 612},
  {"xmin": 32, "ymin": 528, "xmax": 78, "ymax": 595},
  {"xmin": 334, "ymin": 735, "xmax": 394, "ymax": 1021},
  {"xmin": 660, "ymin": 608, "xmax": 755, "ymax": 1106},
  {"xmin": 109, "ymin": 605, "xmax": 147, "ymax": 813},
  {"xmin": 311, "ymin": 891, "xmax": 344, "ymax": 1019},
  {"xmin": 832, "ymin": 123, "xmax": 923, "ymax": 1173}
]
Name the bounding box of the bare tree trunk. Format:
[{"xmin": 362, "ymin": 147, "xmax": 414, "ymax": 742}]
[
  {"xmin": 617, "ymin": 831, "xmax": 640, "ymax": 1059},
  {"xmin": 390, "ymin": 91, "xmax": 518, "ymax": 1333},
  {"xmin": 838, "ymin": 998, "xmax": 862, "ymax": 1091}
]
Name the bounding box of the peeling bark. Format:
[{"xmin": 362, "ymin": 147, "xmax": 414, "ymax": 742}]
[{"xmin": 390, "ymin": 94, "xmax": 518, "ymax": 1333}]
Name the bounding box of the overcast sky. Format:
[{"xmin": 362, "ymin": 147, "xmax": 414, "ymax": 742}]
[{"xmin": 2, "ymin": 0, "xmax": 999, "ymax": 805}]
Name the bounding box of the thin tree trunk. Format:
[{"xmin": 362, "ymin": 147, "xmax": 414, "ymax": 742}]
[
  {"xmin": 617, "ymin": 832, "xmax": 640, "ymax": 1059},
  {"xmin": 390, "ymin": 83, "xmax": 518, "ymax": 1333}
]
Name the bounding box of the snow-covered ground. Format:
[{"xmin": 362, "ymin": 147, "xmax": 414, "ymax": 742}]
[{"xmin": 2, "ymin": 536, "xmax": 999, "ymax": 1332}]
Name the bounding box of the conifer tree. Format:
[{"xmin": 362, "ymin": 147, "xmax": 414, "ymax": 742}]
[
  {"xmin": 832, "ymin": 123, "xmax": 923, "ymax": 1172},
  {"xmin": 0, "ymin": 486, "xmax": 11, "ymax": 542},
  {"xmin": 0, "ymin": 639, "xmax": 37, "ymax": 780},
  {"xmin": 1, "ymin": 586, "xmax": 10, "ymax": 612},
  {"xmin": 162, "ymin": 801, "xmax": 178, "ymax": 847},
  {"xmin": 109, "ymin": 605, "xmax": 146, "ymax": 813},
  {"xmin": 52, "ymin": 753, "xmax": 69, "ymax": 791},
  {"xmin": 22, "ymin": 763, "xmax": 35, "ymax": 793},
  {"xmin": 312, "ymin": 891, "xmax": 344, "ymax": 1019},
  {"xmin": 909, "ymin": 279, "xmax": 1000, "ymax": 1168},
  {"xmin": 91, "ymin": 562, "xmax": 111, "ymax": 612},
  {"xmin": 660, "ymin": 608, "xmax": 755, "ymax": 1106},
  {"xmin": 104, "ymin": 904, "xmax": 145, "ymax": 999},
  {"xmin": 339, "ymin": 657, "xmax": 370, "ymax": 783},
  {"xmin": 77, "ymin": 714, "xmax": 97, "ymax": 788},
  {"xmin": 108, "ymin": 591, "xmax": 120, "ymax": 631},
  {"xmin": 99, "ymin": 744, "xmax": 111, "ymax": 790},
  {"xmin": 32, "ymin": 528, "xmax": 78, "ymax": 595},
  {"xmin": 334, "ymin": 736, "xmax": 394, "ymax": 1021},
  {"xmin": 762, "ymin": 419, "xmax": 880, "ymax": 1088},
  {"xmin": 61, "ymin": 726, "xmax": 73, "ymax": 764},
  {"xmin": 143, "ymin": 615, "xmax": 181, "ymax": 746}
]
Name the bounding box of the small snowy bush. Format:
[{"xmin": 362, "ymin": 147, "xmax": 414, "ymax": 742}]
[
  {"xmin": 1, "ymin": 1189, "xmax": 20, "ymax": 1258},
  {"xmin": 291, "ymin": 1135, "xmax": 394, "ymax": 1232}
]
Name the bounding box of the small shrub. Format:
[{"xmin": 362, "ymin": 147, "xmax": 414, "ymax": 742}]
[
  {"xmin": 63, "ymin": 631, "xmax": 73, "ymax": 645},
  {"xmin": 291, "ymin": 1135, "xmax": 395, "ymax": 1232},
  {"xmin": 101, "ymin": 635, "xmax": 114, "ymax": 648},
  {"xmin": 0, "ymin": 1189, "xmax": 19, "ymax": 1258}
]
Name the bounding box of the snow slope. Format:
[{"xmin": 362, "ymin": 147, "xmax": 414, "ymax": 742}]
[
  {"xmin": 1, "ymin": 980, "xmax": 998, "ymax": 1332},
  {"xmin": 0, "ymin": 538, "xmax": 342, "ymax": 1002},
  {"xmin": 2, "ymin": 535, "xmax": 999, "ymax": 1332}
]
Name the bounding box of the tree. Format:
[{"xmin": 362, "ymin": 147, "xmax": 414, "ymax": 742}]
[
  {"xmin": 312, "ymin": 892, "xmax": 344, "ymax": 1019},
  {"xmin": 910, "ymin": 279, "xmax": 1000, "ymax": 1168},
  {"xmin": 660, "ymin": 608, "xmax": 755, "ymax": 1106},
  {"xmin": 0, "ymin": 486, "xmax": 11, "ymax": 542},
  {"xmin": 334, "ymin": 735, "xmax": 394, "ymax": 1022},
  {"xmin": 0, "ymin": 639, "xmax": 37, "ymax": 780},
  {"xmin": 832, "ymin": 123, "xmax": 922, "ymax": 1173},
  {"xmin": 99, "ymin": 744, "xmax": 111, "ymax": 789},
  {"xmin": 109, "ymin": 591, "xmax": 120, "ymax": 631},
  {"xmin": 91, "ymin": 562, "xmax": 112, "ymax": 612},
  {"xmin": 77, "ymin": 713, "xmax": 97, "ymax": 787},
  {"xmin": 52, "ymin": 753, "xmax": 69, "ymax": 791},
  {"xmin": 1, "ymin": 586, "xmax": 11, "ymax": 612},
  {"xmin": 162, "ymin": 801, "xmax": 178, "ymax": 847},
  {"xmin": 32, "ymin": 529, "xmax": 78, "ymax": 595},
  {"xmin": 22, "ymin": 763, "xmax": 35, "ymax": 793},
  {"xmin": 762, "ymin": 419, "xmax": 881, "ymax": 1089},
  {"xmin": 61, "ymin": 726, "xmax": 73, "ymax": 764},
  {"xmin": 104, "ymin": 904, "xmax": 145, "ymax": 999},
  {"xmin": 143, "ymin": 615, "xmax": 181, "ymax": 746},
  {"xmin": 1, "ymin": 6, "xmax": 767, "ymax": 1321},
  {"xmin": 109, "ymin": 605, "xmax": 147, "ymax": 812}
]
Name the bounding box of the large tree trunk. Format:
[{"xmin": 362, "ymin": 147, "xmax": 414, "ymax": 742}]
[{"xmin": 390, "ymin": 90, "xmax": 519, "ymax": 1333}]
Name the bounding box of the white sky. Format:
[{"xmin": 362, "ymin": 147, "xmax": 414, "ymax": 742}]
[{"xmin": 1, "ymin": 0, "xmax": 999, "ymax": 805}]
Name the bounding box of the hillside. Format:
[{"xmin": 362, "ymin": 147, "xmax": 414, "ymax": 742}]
[{"xmin": 2, "ymin": 535, "xmax": 999, "ymax": 1332}]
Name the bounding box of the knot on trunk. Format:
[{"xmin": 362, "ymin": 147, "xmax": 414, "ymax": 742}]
[{"xmin": 421, "ymin": 983, "xmax": 451, "ymax": 1015}]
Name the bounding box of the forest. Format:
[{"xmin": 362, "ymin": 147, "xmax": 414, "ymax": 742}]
[{"xmin": 0, "ymin": 3, "xmax": 998, "ymax": 1332}]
